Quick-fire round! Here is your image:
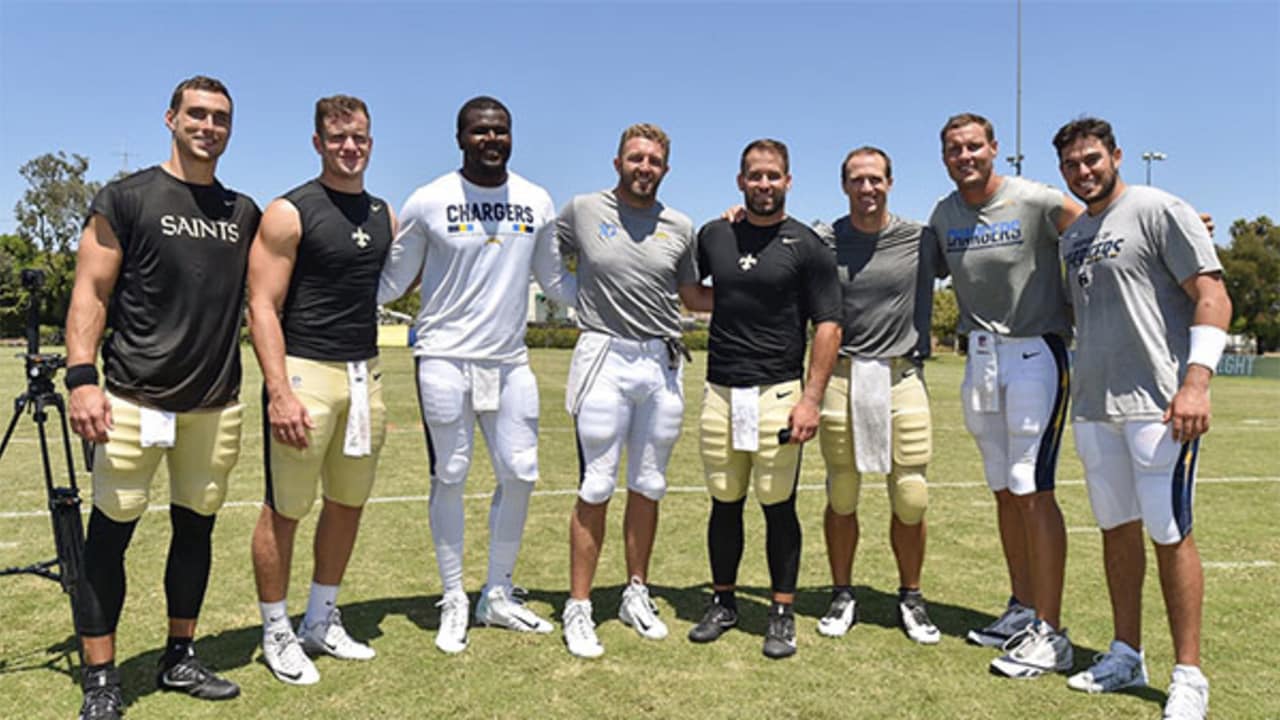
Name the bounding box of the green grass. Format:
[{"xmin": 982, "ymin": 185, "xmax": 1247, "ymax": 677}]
[{"xmin": 1, "ymin": 347, "xmax": 1277, "ymax": 719}]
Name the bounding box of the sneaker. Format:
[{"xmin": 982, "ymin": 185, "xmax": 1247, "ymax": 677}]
[
  {"xmin": 435, "ymin": 590, "xmax": 470, "ymax": 654},
  {"xmin": 475, "ymin": 585, "xmax": 553, "ymax": 633},
  {"xmin": 1066, "ymin": 640, "xmax": 1149, "ymax": 693},
  {"xmin": 262, "ymin": 629, "xmax": 320, "ymax": 686},
  {"xmin": 688, "ymin": 600, "xmax": 737, "ymax": 643},
  {"xmin": 299, "ymin": 607, "xmax": 376, "ymax": 661},
  {"xmin": 618, "ymin": 578, "xmax": 668, "ymax": 640},
  {"xmin": 762, "ymin": 605, "xmax": 797, "ymax": 659},
  {"xmin": 78, "ymin": 666, "xmax": 123, "ymax": 720},
  {"xmin": 816, "ymin": 588, "xmax": 857, "ymax": 638},
  {"xmin": 989, "ymin": 620, "xmax": 1073, "ymax": 679},
  {"xmin": 1162, "ymin": 665, "xmax": 1209, "ymax": 720},
  {"xmin": 898, "ymin": 594, "xmax": 941, "ymax": 645},
  {"xmin": 156, "ymin": 646, "xmax": 241, "ymax": 699},
  {"xmin": 562, "ymin": 599, "xmax": 604, "ymax": 659},
  {"xmin": 967, "ymin": 601, "xmax": 1035, "ymax": 647}
]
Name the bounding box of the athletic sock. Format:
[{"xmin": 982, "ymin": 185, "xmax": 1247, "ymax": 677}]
[
  {"xmin": 769, "ymin": 600, "xmax": 794, "ymax": 617},
  {"xmin": 487, "ymin": 477, "xmax": 534, "ymax": 592},
  {"xmin": 899, "ymin": 587, "xmax": 923, "ymax": 602},
  {"xmin": 160, "ymin": 636, "xmax": 193, "ymax": 669},
  {"xmin": 259, "ymin": 600, "xmax": 290, "ymax": 637},
  {"xmin": 835, "ymin": 584, "xmax": 855, "ymax": 597},
  {"xmin": 428, "ymin": 476, "xmax": 466, "ymax": 594},
  {"xmin": 303, "ymin": 582, "xmax": 339, "ymax": 629},
  {"xmin": 713, "ymin": 589, "xmax": 737, "ymax": 612}
]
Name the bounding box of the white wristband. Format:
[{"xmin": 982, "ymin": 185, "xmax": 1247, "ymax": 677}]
[{"xmin": 1187, "ymin": 324, "xmax": 1226, "ymax": 372}]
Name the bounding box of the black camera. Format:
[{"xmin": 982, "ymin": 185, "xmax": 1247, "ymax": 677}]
[{"xmin": 20, "ymin": 267, "xmax": 46, "ymax": 290}]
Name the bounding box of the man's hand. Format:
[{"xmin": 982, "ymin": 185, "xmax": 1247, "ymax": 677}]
[
  {"xmin": 722, "ymin": 204, "xmax": 746, "ymax": 223},
  {"xmin": 69, "ymin": 385, "xmax": 112, "ymax": 443},
  {"xmin": 1199, "ymin": 213, "xmax": 1215, "ymax": 237},
  {"xmin": 268, "ymin": 388, "xmax": 314, "ymax": 449},
  {"xmin": 785, "ymin": 397, "xmax": 821, "ymax": 444},
  {"xmin": 1163, "ymin": 365, "xmax": 1212, "ymax": 443}
]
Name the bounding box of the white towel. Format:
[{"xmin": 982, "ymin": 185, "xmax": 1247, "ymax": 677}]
[
  {"xmin": 139, "ymin": 407, "xmax": 176, "ymax": 448},
  {"xmin": 472, "ymin": 364, "xmax": 500, "ymax": 413},
  {"xmin": 565, "ymin": 332, "xmax": 611, "ymax": 415},
  {"xmin": 850, "ymin": 357, "xmax": 892, "ymax": 474},
  {"xmin": 343, "ymin": 361, "xmax": 371, "ymax": 457},
  {"xmin": 967, "ymin": 331, "xmax": 1000, "ymax": 413},
  {"xmin": 730, "ymin": 386, "xmax": 760, "ymax": 452}
]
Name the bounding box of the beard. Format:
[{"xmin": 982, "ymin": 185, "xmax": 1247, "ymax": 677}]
[
  {"xmin": 745, "ymin": 190, "xmax": 785, "ymax": 217},
  {"xmin": 1073, "ymin": 170, "xmax": 1119, "ymax": 205}
]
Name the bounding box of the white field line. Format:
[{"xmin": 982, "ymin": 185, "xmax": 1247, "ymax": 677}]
[
  {"xmin": 1202, "ymin": 560, "xmax": 1276, "ymax": 569},
  {"xmin": 1, "ymin": 475, "xmax": 1276, "ymax": 520}
]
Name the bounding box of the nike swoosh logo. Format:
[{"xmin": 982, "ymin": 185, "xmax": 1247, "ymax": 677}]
[
  {"xmin": 224, "ymin": 200, "xmax": 236, "ymax": 207},
  {"xmin": 635, "ymin": 615, "xmax": 651, "ymax": 631},
  {"xmin": 781, "ymin": 237, "xmax": 800, "ymax": 244},
  {"xmin": 161, "ymin": 673, "xmax": 199, "ymax": 687},
  {"xmin": 371, "ymin": 203, "xmax": 382, "ymax": 212},
  {"xmin": 274, "ymin": 667, "xmax": 303, "ymax": 681},
  {"xmin": 776, "ymin": 390, "xmax": 793, "ymax": 398},
  {"xmin": 513, "ymin": 615, "xmax": 539, "ymax": 630},
  {"xmin": 1022, "ymin": 352, "xmax": 1041, "ymax": 359}
]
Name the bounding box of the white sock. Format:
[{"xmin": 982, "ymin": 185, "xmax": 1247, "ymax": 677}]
[
  {"xmin": 429, "ymin": 476, "xmax": 466, "ymax": 594},
  {"xmin": 303, "ymin": 582, "xmax": 339, "ymax": 629},
  {"xmin": 486, "ymin": 476, "xmax": 533, "ymax": 591},
  {"xmin": 259, "ymin": 600, "xmax": 290, "ymax": 637}
]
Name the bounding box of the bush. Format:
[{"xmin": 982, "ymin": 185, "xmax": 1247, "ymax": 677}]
[{"xmin": 523, "ymin": 325, "xmax": 710, "ymax": 350}]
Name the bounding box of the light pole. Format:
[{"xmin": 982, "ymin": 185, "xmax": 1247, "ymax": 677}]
[
  {"xmin": 1013, "ymin": 0, "xmax": 1023, "ymax": 176},
  {"xmin": 1141, "ymin": 151, "xmax": 1166, "ymax": 185}
]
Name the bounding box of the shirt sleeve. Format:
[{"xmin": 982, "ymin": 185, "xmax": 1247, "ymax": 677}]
[
  {"xmin": 674, "ymin": 216, "xmax": 699, "ymax": 286},
  {"xmin": 87, "ymin": 181, "xmax": 134, "ymax": 250},
  {"xmin": 696, "ymin": 223, "xmax": 714, "ymax": 283},
  {"xmin": 533, "ymin": 192, "xmax": 577, "ymax": 306},
  {"xmin": 377, "ymin": 193, "xmax": 429, "ymax": 306},
  {"xmin": 924, "ymin": 208, "xmax": 951, "ymax": 280},
  {"xmin": 1159, "ymin": 198, "xmax": 1223, "ymax": 284},
  {"xmin": 804, "ymin": 234, "xmax": 843, "ymax": 325},
  {"xmin": 911, "ymin": 226, "xmax": 937, "ymax": 360}
]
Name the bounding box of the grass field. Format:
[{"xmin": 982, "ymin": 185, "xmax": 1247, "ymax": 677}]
[{"xmin": 1, "ymin": 347, "xmax": 1277, "ymax": 719}]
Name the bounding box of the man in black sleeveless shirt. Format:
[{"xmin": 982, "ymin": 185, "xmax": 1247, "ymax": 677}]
[
  {"xmin": 688, "ymin": 139, "xmax": 842, "ymax": 659},
  {"xmin": 246, "ymin": 96, "xmax": 394, "ymax": 685},
  {"xmin": 65, "ymin": 76, "xmax": 260, "ymax": 719}
]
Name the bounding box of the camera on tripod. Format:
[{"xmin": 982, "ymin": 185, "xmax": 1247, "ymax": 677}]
[{"xmin": 1, "ymin": 265, "xmax": 86, "ymax": 663}]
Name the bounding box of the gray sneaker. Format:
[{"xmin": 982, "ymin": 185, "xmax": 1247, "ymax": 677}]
[
  {"xmin": 762, "ymin": 605, "xmax": 797, "ymax": 659},
  {"xmin": 967, "ymin": 601, "xmax": 1035, "ymax": 647},
  {"xmin": 1067, "ymin": 640, "xmax": 1148, "ymax": 693},
  {"xmin": 989, "ymin": 620, "xmax": 1073, "ymax": 679}
]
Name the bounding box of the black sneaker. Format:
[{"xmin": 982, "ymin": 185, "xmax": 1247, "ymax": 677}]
[
  {"xmin": 762, "ymin": 606, "xmax": 797, "ymax": 659},
  {"xmin": 156, "ymin": 647, "xmax": 240, "ymax": 700},
  {"xmin": 688, "ymin": 601, "xmax": 738, "ymax": 643},
  {"xmin": 79, "ymin": 666, "xmax": 124, "ymax": 720}
]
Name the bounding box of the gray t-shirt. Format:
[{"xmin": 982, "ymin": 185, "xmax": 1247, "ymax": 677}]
[
  {"xmin": 928, "ymin": 175, "xmax": 1070, "ymax": 338},
  {"xmin": 1061, "ymin": 185, "xmax": 1222, "ymax": 421},
  {"xmin": 557, "ymin": 190, "xmax": 697, "ymax": 341},
  {"xmin": 815, "ymin": 214, "xmax": 933, "ymax": 360}
]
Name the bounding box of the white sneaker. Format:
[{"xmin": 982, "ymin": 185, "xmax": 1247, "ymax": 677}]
[
  {"xmin": 435, "ymin": 590, "xmax": 470, "ymax": 654},
  {"xmin": 299, "ymin": 607, "xmax": 376, "ymax": 661},
  {"xmin": 618, "ymin": 579, "xmax": 668, "ymax": 640},
  {"xmin": 898, "ymin": 595, "xmax": 941, "ymax": 645},
  {"xmin": 967, "ymin": 601, "xmax": 1035, "ymax": 647},
  {"xmin": 817, "ymin": 588, "xmax": 857, "ymax": 638},
  {"xmin": 562, "ymin": 599, "xmax": 604, "ymax": 659},
  {"xmin": 1162, "ymin": 665, "xmax": 1209, "ymax": 720},
  {"xmin": 989, "ymin": 620, "xmax": 1074, "ymax": 679},
  {"xmin": 262, "ymin": 629, "xmax": 320, "ymax": 686},
  {"xmin": 1066, "ymin": 640, "xmax": 1148, "ymax": 693},
  {"xmin": 475, "ymin": 585, "xmax": 553, "ymax": 633}
]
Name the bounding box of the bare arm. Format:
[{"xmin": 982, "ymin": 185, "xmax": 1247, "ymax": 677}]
[
  {"xmin": 1055, "ymin": 193, "xmax": 1085, "ymax": 234},
  {"xmin": 1163, "ymin": 272, "xmax": 1232, "ymax": 443},
  {"xmin": 787, "ymin": 320, "xmax": 842, "ymax": 444},
  {"xmin": 246, "ymin": 198, "xmax": 313, "ymax": 449},
  {"xmin": 678, "ymin": 282, "xmax": 713, "ymax": 313},
  {"xmin": 65, "ymin": 215, "xmax": 123, "ymax": 443},
  {"xmin": 378, "ymin": 201, "xmax": 427, "ymax": 306}
]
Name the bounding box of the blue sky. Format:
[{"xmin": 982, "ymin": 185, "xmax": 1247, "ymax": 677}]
[{"xmin": 2, "ymin": 1, "xmax": 1276, "ymax": 241}]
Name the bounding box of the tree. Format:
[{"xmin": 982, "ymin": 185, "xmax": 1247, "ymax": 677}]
[
  {"xmin": 931, "ymin": 284, "xmax": 959, "ymax": 350},
  {"xmin": 1219, "ymin": 216, "xmax": 1280, "ymax": 353},
  {"xmin": 11, "ymin": 152, "xmax": 103, "ymax": 326}
]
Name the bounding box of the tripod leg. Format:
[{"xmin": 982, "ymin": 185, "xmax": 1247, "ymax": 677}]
[
  {"xmin": 0, "ymin": 392, "xmax": 31, "ymax": 459},
  {"xmin": 51, "ymin": 494, "xmax": 87, "ymax": 666}
]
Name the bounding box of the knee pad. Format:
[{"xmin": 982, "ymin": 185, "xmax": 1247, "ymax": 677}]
[
  {"xmin": 889, "ymin": 468, "xmax": 928, "ymax": 525},
  {"xmin": 825, "ymin": 468, "xmax": 861, "ymax": 516},
  {"xmin": 578, "ymin": 472, "xmax": 618, "ymax": 505},
  {"xmin": 627, "ymin": 472, "xmax": 666, "ymax": 503}
]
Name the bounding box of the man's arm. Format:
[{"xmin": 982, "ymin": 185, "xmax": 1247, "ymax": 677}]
[
  {"xmin": 534, "ymin": 217, "xmax": 577, "ymax": 306},
  {"xmin": 1163, "ymin": 272, "xmax": 1232, "ymax": 443},
  {"xmin": 1054, "ymin": 192, "xmax": 1085, "ymax": 234},
  {"xmin": 678, "ymin": 282, "xmax": 713, "ymax": 313},
  {"xmin": 65, "ymin": 214, "xmax": 123, "ymax": 443},
  {"xmin": 378, "ymin": 199, "xmax": 427, "ymax": 306},
  {"xmin": 787, "ymin": 321, "xmax": 841, "ymax": 444},
  {"xmin": 246, "ymin": 198, "xmax": 313, "ymax": 449}
]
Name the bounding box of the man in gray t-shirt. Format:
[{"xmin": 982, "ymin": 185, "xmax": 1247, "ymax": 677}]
[
  {"xmin": 1054, "ymin": 118, "xmax": 1229, "ymax": 719},
  {"xmin": 928, "ymin": 112, "xmax": 1082, "ymax": 679},
  {"xmin": 557, "ymin": 124, "xmax": 710, "ymax": 659},
  {"xmin": 809, "ymin": 147, "xmax": 941, "ymax": 647}
]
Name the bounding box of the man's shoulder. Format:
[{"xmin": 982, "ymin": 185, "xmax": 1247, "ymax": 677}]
[{"xmin": 402, "ymin": 172, "xmax": 460, "ymax": 209}]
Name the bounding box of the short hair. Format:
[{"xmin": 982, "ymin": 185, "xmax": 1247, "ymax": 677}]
[
  {"xmin": 740, "ymin": 138, "xmax": 789, "ymax": 174},
  {"xmin": 314, "ymin": 95, "xmax": 370, "ymax": 137},
  {"xmin": 940, "ymin": 112, "xmax": 995, "ymax": 149},
  {"xmin": 1052, "ymin": 116, "xmax": 1118, "ymax": 157},
  {"xmin": 617, "ymin": 123, "xmax": 670, "ymax": 163},
  {"xmin": 456, "ymin": 96, "xmax": 510, "ymax": 134},
  {"xmin": 168, "ymin": 75, "xmax": 232, "ymax": 114},
  {"xmin": 841, "ymin": 146, "xmax": 893, "ymax": 183}
]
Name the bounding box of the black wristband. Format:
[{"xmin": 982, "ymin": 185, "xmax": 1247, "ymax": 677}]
[{"xmin": 65, "ymin": 364, "xmax": 99, "ymax": 390}]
